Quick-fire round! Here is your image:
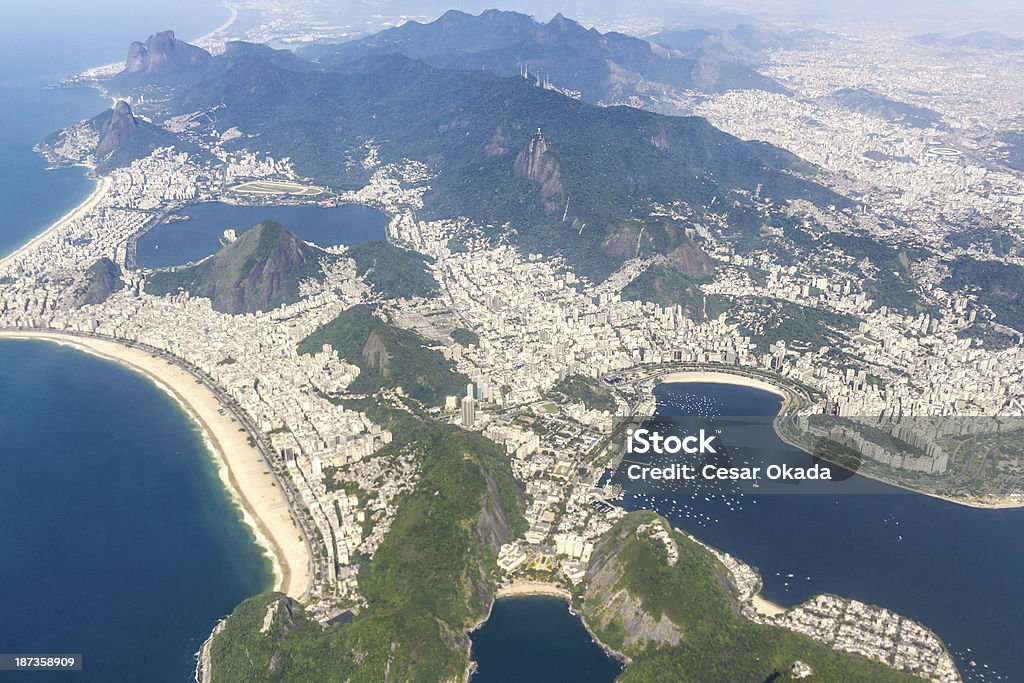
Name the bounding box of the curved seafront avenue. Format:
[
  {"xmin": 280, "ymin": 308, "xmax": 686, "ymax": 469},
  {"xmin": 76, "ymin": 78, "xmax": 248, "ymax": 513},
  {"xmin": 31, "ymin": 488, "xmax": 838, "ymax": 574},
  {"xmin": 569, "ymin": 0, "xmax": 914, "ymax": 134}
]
[{"xmin": 0, "ymin": 329, "xmax": 313, "ymax": 600}]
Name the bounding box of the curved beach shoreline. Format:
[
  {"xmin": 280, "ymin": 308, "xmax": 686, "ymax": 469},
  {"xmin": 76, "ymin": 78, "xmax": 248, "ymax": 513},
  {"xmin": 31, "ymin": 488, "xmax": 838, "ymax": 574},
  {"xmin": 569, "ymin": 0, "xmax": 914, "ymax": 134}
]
[
  {"xmin": 0, "ymin": 330, "xmax": 311, "ymax": 599},
  {"xmin": 657, "ymin": 370, "xmax": 788, "ymax": 400},
  {"xmin": 654, "ymin": 369, "xmax": 1024, "ymax": 510},
  {"xmin": 0, "ymin": 176, "xmax": 108, "ymax": 268},
  {"xmin": 495, "ymin": 581, "xmax": 572, "ymax": 599}
]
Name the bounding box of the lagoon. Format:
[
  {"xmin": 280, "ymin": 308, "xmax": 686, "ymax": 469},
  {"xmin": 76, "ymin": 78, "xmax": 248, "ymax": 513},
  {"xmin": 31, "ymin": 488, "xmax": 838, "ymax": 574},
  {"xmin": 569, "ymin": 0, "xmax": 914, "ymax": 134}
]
[{"xmin": 135, "ymin": 202, "xmax": 390, "ymax": 268}]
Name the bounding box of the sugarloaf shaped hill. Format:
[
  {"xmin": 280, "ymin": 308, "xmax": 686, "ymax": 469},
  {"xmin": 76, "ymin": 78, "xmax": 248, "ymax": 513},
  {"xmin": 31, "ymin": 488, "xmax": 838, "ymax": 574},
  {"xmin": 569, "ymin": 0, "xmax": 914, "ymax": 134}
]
[
  {"xmin": 40, "ymin": 99, "xmax": 188, "ymax": 173},
  {"xmin": 145, "ymin": 221, "xmax": 322, "ymax": 314},
  {"xmin": 98, "ymin": 22, "xmax": 849, "ymax": 282}
]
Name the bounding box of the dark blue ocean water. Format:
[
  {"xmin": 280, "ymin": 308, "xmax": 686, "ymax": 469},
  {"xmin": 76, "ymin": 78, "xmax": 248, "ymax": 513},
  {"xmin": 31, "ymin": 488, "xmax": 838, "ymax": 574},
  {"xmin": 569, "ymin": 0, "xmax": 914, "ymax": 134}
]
[
  {"xmin": 469, "ymin": 596, "xmax": 622, "ymax": 682},
  {"xmin": 0, "ymin": 0, "xmax": 229, "ymax": 258},
  {"xmin": 618, "ymin": 382, "xmax": 1023, "ymax": 683},
  {"xmin": 0, "ymin": 340, "xmax": 271, "ymax": 681},
  {"xmin": 136, "ymin": 202, "xmax": 390, "ymax": 268},
  {"xmin": 0, "ymin": 3, "xmax": 276, "ymax": 680}
]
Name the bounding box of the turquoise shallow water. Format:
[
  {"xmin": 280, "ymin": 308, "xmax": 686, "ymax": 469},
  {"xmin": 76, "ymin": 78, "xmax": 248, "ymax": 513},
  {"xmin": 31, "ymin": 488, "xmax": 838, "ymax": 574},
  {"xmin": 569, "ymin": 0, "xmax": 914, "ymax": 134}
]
[{"xmin": 0, "ymin": 339, "xmax": 272, "ymax": 681}]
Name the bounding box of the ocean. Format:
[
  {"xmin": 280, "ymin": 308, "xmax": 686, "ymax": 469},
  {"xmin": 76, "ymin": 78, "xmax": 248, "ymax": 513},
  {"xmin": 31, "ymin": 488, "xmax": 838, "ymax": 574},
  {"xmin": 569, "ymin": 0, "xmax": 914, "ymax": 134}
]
[
  {"xmin": 0, "ymin": 339, "xmax": 272, "ymax": 680},
  {"xmin": 469, "ymin": 596, "xmax": 622, "ymax": 682},
  {"xmin": 3, "ymin": 3, "xmax": 1021, "ymax": 682},
  {"xmin": 0, "ymin": 2, "xmax": 276, "ymax": 681},
  {"xmin": 470, "ymin": 381, "xmax": 1022, "ymax": 682},
  {"xmin": 0, "ymin": 1, "xmax": 229, "ymax": 259}
]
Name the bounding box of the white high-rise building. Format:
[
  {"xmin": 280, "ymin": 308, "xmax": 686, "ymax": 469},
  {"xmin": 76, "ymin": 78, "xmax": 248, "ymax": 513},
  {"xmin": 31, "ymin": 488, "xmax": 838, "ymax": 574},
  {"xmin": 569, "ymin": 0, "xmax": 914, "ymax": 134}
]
[{"xmin": 461, "ymin": 383, "xmax": 476, "ymax": 428}]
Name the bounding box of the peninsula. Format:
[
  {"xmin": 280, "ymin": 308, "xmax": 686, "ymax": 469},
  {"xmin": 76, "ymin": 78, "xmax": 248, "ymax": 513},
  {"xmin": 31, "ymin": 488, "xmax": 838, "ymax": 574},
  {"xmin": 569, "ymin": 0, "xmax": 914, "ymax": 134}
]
[{"xmin": 6, "ymin": 6, "xmax": 1024, "ymax": 681}]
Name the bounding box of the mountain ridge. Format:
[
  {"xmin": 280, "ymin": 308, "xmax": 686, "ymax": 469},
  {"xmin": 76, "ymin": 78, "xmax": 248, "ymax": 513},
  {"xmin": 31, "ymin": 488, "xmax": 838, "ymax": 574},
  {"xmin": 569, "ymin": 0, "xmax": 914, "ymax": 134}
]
[
  {"xmin": 98, "ymin": 29, "xmax": 848, "ymax": 280},
  {"xmin": 302, "ymin": 9, "xmax": 788, "ymax": 100},
  {"xmin": 145, "ymin": 221, "xmax": 323, "ymax": 314}
]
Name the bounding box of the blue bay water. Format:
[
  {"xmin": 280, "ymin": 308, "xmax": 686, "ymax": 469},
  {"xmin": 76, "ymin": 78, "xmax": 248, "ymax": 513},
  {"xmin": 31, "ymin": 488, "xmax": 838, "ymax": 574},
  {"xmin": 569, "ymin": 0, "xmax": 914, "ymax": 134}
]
[
  {"xmin": 0, "ymin": 85, "xmax": 103, "ymax": 258},
  {"xmin": 0, "ymin": 2, "xmax": 278, "ymax": 680},
  {"xmin": 3, "ymin": 4, "xmax": 1020, "ymax": 682},
  {"xmin": 0, "ymin": 340, "xmax": 271, "ymax": 681},
  {"xmin": 0, "ymin": 0, "xmax": 229, "ymax": 258},
  {"xmin": 620, "ymin": 382, "xmax": 1024, "ymax": 683},
  {"xmin": 470, "ymin": 596, "xmax": 622, "ymax": 682},
  {"xmin": 460, "ymin": 381, "xmax": 1022, "ymax": 683}
]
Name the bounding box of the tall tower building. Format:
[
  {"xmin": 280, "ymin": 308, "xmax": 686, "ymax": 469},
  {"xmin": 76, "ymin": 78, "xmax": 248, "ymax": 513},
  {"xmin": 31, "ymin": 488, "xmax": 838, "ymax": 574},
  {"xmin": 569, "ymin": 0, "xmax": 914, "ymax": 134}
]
[{"xmin": 461, "ymin": 383, "xmax": 476, "ymax": 428}]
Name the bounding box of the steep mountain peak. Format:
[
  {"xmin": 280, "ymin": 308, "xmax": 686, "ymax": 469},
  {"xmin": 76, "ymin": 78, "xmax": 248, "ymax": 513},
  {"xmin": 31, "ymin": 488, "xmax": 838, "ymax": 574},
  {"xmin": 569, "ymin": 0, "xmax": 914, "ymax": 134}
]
[
  {"xmin": 72, "ymin": 258, "xmax": 125, "ymax": 308},
  {"xmin": 437, "ymin": 8, "xmax": 474, "ymax": 25},
  {"xmin": 123, "ymin": 30, "xmax": 211, "ymax": 75},
  {"xmin": 514, "ymin": 128, "xmax": 563, "ymax": 211},
  {"xmin": 145, "ymin": 221, "xmax": 323, "ymax": 315},
  {"xmin": 96, "ymin": 100, "xmax": 138, "ymax": 158},
  {"xmin": 542, "ymin": 12, "xmax": 592, "ymax": 37},
  {"xmin": 302, "ymin": 9, "xmax": 785, "ymax": 102}
]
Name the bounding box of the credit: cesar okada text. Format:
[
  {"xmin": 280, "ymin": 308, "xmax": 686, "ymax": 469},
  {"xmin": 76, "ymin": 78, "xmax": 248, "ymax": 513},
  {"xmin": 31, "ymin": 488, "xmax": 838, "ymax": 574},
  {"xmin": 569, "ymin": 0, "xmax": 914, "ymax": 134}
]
[{"xmin": 624, "ymin": 427, "xmax": 832, "ymax": 482}]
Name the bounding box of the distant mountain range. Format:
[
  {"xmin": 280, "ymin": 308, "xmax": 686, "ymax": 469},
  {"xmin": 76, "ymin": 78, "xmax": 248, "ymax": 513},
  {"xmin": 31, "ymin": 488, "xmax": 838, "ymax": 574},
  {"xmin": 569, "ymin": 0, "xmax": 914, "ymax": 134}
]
[
  {"xmin": 820, "ymin": 88, "xmax": 943, "ymax": 129},
  {"xmin": 301, "ymin": 9, "xmax": 790, "ymax": 101},
  {"xmin": 647, "ymin": 24, "xmax": 832, "ymax": 65},
  {"xmin": 912, "ymin": 31, "xmax": 1024, "ymax": 51},
  {"xmin": 100, "ymin": 30, "xmax": 845, "ymax": 280}
]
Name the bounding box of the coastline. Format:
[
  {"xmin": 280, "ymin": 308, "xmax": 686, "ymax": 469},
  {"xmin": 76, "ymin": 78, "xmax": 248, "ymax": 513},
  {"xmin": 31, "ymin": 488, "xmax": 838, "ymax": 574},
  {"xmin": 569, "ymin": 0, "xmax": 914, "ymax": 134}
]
[
  {"xmin": 0, "ymin": 175, "xmax": 107, "ymax": 269},
  {"xmin": 774, "ymin": 424, "xmax": 1024, "ymax": 510},
  {"xmin": 494, "ymin": 581, "xmax": 572, "ymax": 599},
  {"xmin": 465, "ymin": 580, "xmax": 628, "ymax": 681},
  {"xmin": 656, "ymin": 368, "xmax": 1024, "ymax": 510},
  {"xmin": 750, "ymin": 594, "xmax": 787, "ymax": 618},
  {"xmin": 0, "ymin": 330, "xmax": 311, "ymax": 600},
  {"xmin": 192, "ymin": 0, "xmax": 240, "ymax": 52},
  {"xmin": 657, "ymin": 370, "xmax": 788, "ymax": 401}
]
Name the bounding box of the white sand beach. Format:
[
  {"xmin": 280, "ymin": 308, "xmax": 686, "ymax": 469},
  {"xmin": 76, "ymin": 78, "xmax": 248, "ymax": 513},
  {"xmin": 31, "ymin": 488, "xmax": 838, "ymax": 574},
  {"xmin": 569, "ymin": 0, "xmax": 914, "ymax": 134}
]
[
  {"xmin": 0, "ymin": 176, "xmax": 109, "ymax": 271},
  {"xmin": 496, "ymin": 581, "xmax": 572, "ymax": 599},
  {"xmin": 657, "ymin": 370, "xmax": 788, "ymax": 399},
  {"xmin": 0, "ymin": 330, "xmax": 311, "ymax": 599}
]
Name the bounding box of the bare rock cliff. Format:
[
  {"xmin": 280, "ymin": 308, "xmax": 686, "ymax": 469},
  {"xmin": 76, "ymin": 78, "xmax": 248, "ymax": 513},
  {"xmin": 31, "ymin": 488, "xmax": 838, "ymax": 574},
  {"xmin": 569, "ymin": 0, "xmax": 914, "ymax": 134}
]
[{"xmin": 513, "ymin": 130, "xmax": 563, "ymax": 212}]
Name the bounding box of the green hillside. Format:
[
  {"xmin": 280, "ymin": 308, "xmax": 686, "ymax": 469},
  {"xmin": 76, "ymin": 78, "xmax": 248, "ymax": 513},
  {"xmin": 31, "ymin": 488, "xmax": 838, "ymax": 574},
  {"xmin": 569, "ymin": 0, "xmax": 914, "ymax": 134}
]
[
  {"xmin": 108, "ymin": 44, "xmax": 846, "ymax": 279},
  {"xmin": 944, "ymin": 257, "xmax": 1024, "ymax": 332},
  {"xmin": 583, "ymin": 512, "xmax": 924, "ymax": 682},
  {"xmin": 146, "ymin": 221, "xmax": 323, "ymax": 314},
  {"xmin": 552, "ymin": 374, "xmax": 616, "ymax": 413},
  {"xmin": 210, "ymin": 410, "xmax": 525, "ymax": 682},
  {"xmin": 298, "ymin": 304, "xmax": 469, "ymax": 406},
  {"xmin": 346, "ymin": 241, "xmax": 438, "ymax": 299}
]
